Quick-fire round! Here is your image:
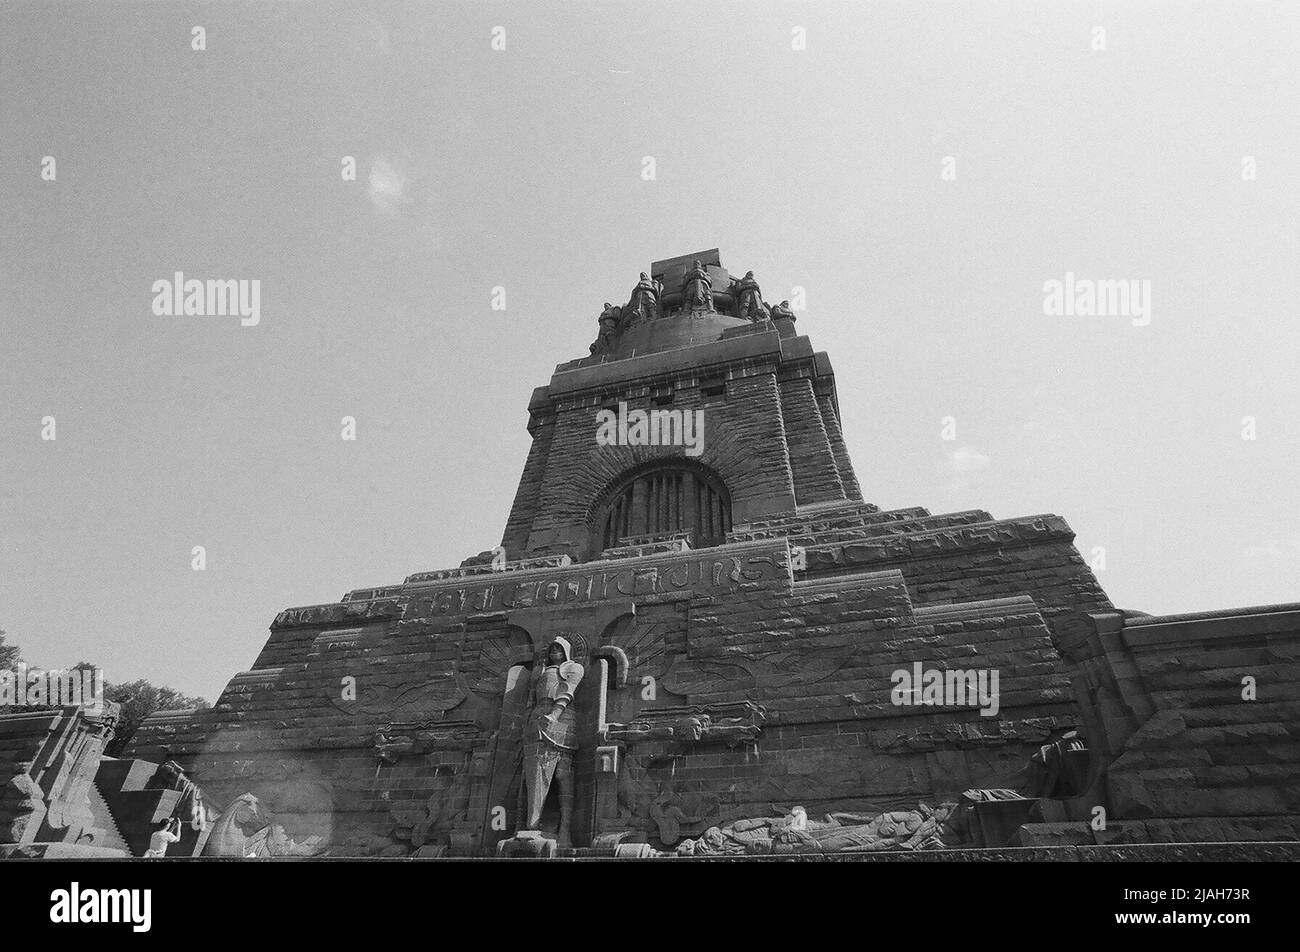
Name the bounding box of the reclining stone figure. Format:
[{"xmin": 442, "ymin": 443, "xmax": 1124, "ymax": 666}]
[{"xmin": 675, "ymin": 803, "xmax": 956, "ymax": 855}]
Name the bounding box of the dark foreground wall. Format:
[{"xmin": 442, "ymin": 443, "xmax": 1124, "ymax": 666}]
[
  {"xmin": 125, "ymin": 500, "xmax": 1299, "ymax": 856},
  {"xmin": 125, "ymin": 500, "xmax": 1120, "ymax": 856},
  {"xmin": 1035, "ymin": 602, "xmax": 1300, "ymax": 844}
]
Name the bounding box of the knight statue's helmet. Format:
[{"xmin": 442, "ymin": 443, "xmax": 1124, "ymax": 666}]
[{"xmin": 547, "ymin": 636, "xmax": 573, "ymax": 664}]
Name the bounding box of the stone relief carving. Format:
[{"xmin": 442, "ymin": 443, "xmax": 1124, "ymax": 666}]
[
  {"xmin": 44, "ymin": 706, "xmax": 117, "ymax": 838},
  {"xmin": 0, "ymin": 774, "xmax": 46, "ymax": 845},
  {"xmin": 345, "ymin": 630, "xmax": 528, "ymax": 746},
  {"xmin": 660, "ymin": 640, "xmax": 860, "ymax": 697},
  {"xmin": 674, "ymin": 803, "xmax": 957, "ymax": 855},
  {"xmin": 154, "ymin": 759, "xmax": 208, "ymax": 833},
  {"xmin": 592, "ymin": 700, "xmax": 765, "ymax": 847},
  {"xmin": 391, "ymin": 766, "xmax": 472, "ymax": 850},
  {"xmin": 202, "ymin": 793, "xmax": 326, "ymax": 857},
  {"xmin": 604, "ymin": 609, "xmax": 678, "ymax": 681},
  {"xmin": 466, "ymin": 630, "xmax": 534, "ymax": 699},
  {"xmin": 374, "ymin": 720, "xmax": 480, "ymax": 765},
  {"xmin": 613, "ymin": 756, "xmax": 721, "ymax": 846},
  {"xmin": 382, "ymin": 677, "xmax": 469, "ymax": 723},
  {"xmin": 1019, "ymin": 730, "xmax": 1090, "ymax": 798},
  {"xmin": 321, "ymin": 665, "xmax": 464, "ymax": 719},
  {"xmin": 601, "ymin": 701, "xmax": 766, "ymax": 747}
]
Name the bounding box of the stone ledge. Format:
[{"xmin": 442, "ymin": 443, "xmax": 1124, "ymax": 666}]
[
  {"xmin": 0, "ymin": 844, "xmax": 130, "ymax": 859},
  {"xmin": 649, "ymin": 841, "xmax": 1300, "ymax": 861},
  {"xmin": 548, "ymin": 328, "xmax": 784, "ymax": 396},
  {"xmin": 805, "ymin": 514, "xmax": 1077, "ymax": 571},
  {"xmin": 1123, "ymin": 604, "xmax": 1300, "ymax": 649},
  {"xmin": 392, "ymin": 536, "xmax": 792, "ymax": 600},
  {"xmin": 914, "ymin": 595, "xmax": 1041, "ymax": 624},
  {"xmin": 42, "ymin": 842, "xmax": 1289, "ymax": 862}
]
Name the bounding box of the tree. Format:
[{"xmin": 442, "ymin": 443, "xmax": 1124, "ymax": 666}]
[
  {"xmin": 5, "ymin": 647, "xmax": 209, "ymax": 756},
  {"xmin": 93, "ymin": 675, "xmax": 209, "ymax": 758},
  {"xmin": 0, "ymin": 629, "xmax": 19, "ymax": 671}
]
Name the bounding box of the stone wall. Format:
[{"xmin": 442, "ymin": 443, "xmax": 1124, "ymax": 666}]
[
  {"xmin": 501, "ymin": 329, "xmax": 862, "ymax": 560},
  {"xmin": 128, "ymin": 529, "xmax": 1100, "ymax": 855},
  {"xmin": 0, "ymin": 705, "xmax": 121, "ymax": 850},
  {"xmin": 121, "ymin": 261, "xmax": 1296, "ymax": 856},
  {"xmin": 1054, "ymin": 604, "xmax": 1300, "ymax": 843}
]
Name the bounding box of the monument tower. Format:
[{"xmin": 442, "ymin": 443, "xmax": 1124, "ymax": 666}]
[{"xmin": 503, "ymin": 248, "xmax": 860, "ymax": 563}]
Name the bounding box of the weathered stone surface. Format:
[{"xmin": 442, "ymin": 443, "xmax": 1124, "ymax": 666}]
[
  {"xmin": 120, "ymin": 250, "xmax": 1298, "ymax": 858},
  {"xmin": 0, "ymin": 705, "xmax": 123, "ymax": 851}
]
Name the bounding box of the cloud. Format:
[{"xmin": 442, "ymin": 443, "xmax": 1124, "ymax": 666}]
[
  {"xmin": 1242, "ymin": 537, "xmax": 1300, "ymax": 563},
  {"xmin": 947, "ymin": 446, "xmax": 991, "ymax": 473},
  {"xmin": 368, "ymin": 158, "xmax": 407, "ymax": 215}
]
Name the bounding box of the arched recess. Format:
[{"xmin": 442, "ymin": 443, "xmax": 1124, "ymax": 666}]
[{"xmin": 587, "ymin": 460, "xmax": 732, "ymax": 556}]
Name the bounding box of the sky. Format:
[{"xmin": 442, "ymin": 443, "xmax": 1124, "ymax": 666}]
[{"xmin": 1, "ymin": 1, "xmax": 1297, "ymax": 702}]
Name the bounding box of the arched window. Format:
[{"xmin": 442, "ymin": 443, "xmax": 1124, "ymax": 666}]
[{"xmin": 592, "ymin": 463, "xmax": 731, "ymax": 553}]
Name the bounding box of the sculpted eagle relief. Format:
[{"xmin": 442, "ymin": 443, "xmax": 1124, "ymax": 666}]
[
  {"xmin": 659, "ymin": 639, "xmax": 862, "ymax": 696},
  {"xmin": 322, "ymin": 630, "xmax": 526, "ymax": 721}
]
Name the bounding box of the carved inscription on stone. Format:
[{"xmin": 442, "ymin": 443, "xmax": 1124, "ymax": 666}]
[{"xmin": 406, "ymin": 546, "xmax": 783, "ymax": 620}]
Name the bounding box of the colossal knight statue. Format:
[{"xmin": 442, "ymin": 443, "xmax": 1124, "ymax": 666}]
[
  {"xmin": 681, "ymin": 260, "xmax": 713, "ymax": 311},
  {"xmin": 770, "ymin": 299, "xmax": 796, "ymax": 322},
  {"xmin": 589, "ymin": 302, "xmax": 622, "ymax": 356},
  {"xmin": 520, "ymin": 636, "xmax": 585, "ymax": 846},
  {"xmin": 734, "ymin": 271, "xmax": 770, "ymax": 322},
  {"xmin": 628, "ymin": 272, "xmax": 662, "ymax": 321}
]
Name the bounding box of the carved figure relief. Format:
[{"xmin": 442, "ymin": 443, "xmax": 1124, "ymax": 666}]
[
  {"xmin": 601, "ymin": 701, "xmax": 765, "ymax": 747},
  {"xmin": 202, "ymin": 793, "xmax": 326, "ymax": 857},
  {"xmin": 0, "ymin": 774, "xmax": 46, "ymax": 845},
  {"xmin": 392, "ymin": 765, "xmax": 472, "ymax": 849},
  {"xmin": 154, "ymin": 759, "xmax": 208, "ymax": 834},
  {"xmin": 674, "ymin": 803, "xmax": 956, "ymax": 855},
  {"xmin": 614, "ymin": 755, "xmax": 720, "ymax": 846}
]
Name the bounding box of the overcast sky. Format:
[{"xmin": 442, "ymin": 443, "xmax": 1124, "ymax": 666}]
[{"xmin": 2, "ymin": 1, "xmax": 1297, "ymax": 701}]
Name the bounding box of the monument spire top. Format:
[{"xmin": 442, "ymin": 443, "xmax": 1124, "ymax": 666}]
[{"xmin": 583, "ymin": 249, "xmax": 794, "ymax": 363}]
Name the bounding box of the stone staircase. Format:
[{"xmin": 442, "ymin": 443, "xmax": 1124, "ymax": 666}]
[
  {"xmin": 95, "ymin": 757, "xmax": 206, "ymax": 857},
  {"xmin": 84, "ymin": 779, "xmax": 130, "ymax": 853}
]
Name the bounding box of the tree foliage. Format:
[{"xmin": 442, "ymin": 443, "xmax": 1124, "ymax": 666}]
[
  {"xmin": 1, "ymin": 635, "xmax": 208, "ymax": 756},
  {"xmin": 99, "ymin": 678, "xmax": 210, "ymax": 758},
  {"xmin": 0, "ymin": 630, "xmax": 19, "ymax": 671}
]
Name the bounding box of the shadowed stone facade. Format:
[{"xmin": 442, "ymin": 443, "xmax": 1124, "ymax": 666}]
[{"xmin": 115, "ymin": 250, "xmax": 1299, "ymax": 858}]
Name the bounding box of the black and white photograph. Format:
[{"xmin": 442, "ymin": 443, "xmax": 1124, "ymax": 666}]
[{"xmin": 1, "ymin": 0, "xmax": 1294, "ymax": 937}]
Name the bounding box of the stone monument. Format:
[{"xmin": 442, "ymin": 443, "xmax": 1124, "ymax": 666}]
[{"xmin": 122, "ymin": 249, "xmax": 1300, "ymax": 858}]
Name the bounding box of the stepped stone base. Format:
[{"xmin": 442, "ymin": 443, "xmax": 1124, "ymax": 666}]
[
  {"xmin": 108, "ymin": 249, "xmax": 1300, "ymax": 859},
  {"xmin": 0, "ymin": 843, "xmax": 128, "ymax": 859}
]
